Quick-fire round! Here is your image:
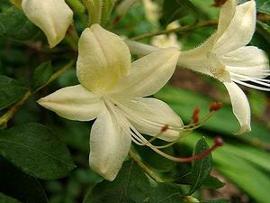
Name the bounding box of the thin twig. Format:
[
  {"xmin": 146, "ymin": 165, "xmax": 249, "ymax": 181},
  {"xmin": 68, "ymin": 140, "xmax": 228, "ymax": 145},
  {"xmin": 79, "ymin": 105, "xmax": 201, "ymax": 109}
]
[
  {"xmin": 131, "ymin": 20, "xmax": 218, "ymax": 41},
  {"xmin": 0, "ymin": 60, "xmax": 75, "ymax": 127}
]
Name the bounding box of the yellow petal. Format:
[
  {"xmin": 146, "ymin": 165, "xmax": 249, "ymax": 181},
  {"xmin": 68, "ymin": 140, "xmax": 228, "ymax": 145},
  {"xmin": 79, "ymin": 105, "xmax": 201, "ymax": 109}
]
[
  {"xmin": 38, "ymin": 85, "xmax": 104, "ymax": 121},
  {"xmin": 112, "ymin": 48, "xmax": 179, "ymax": 97},
  {"xmin": 89, "ymin": 108, "xmax": 131, "ymax": 181},
  {"xmin": 22, "ymin": 0, "xmax": 73, "ymax": 48},
  {"xmin": 77, "ymin": 24, "xmax": 131, "ymax": 93},
  {"xmin": 115, "ymin": 97, "xmax": 183, "ymax": 142},
  {"xmin": 224, "ymin": 82, "xmax": 251, "ymax": 134}
]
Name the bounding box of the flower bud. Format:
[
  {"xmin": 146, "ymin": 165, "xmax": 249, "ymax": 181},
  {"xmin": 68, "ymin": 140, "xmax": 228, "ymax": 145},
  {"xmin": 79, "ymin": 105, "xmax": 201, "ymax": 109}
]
[{"xmin": 22, "ymin": 0, "xmax": 73, "ymax": 48}]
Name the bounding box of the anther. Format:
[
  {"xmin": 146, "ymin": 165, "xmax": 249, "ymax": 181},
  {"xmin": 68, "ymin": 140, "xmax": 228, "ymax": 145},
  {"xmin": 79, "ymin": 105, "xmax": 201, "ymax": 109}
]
[
  {"xmin": 209, "ymin": 102, "xmax": 223, "ymax": 112},
  {"xmin": 192, "ymin": 107, "xmax": 200, "ymax": 124}
]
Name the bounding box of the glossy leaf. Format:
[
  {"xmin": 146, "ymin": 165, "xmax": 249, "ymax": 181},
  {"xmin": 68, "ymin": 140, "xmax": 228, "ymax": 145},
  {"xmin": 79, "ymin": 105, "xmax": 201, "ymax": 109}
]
[
  {"xmin": 0, "ymin": 6, "xmax": 40, "ymax": 41},
  {"xmin": 0, "ymin": 75, "xmax": 28, "ymax": 110},
  {"xmin": 32, "ymin": 61, "xmax": 53, "ymax": 90},
  {"xmin": 188, "ymin": 138, "xmax": 212, "ymax": 194},
  {"xmin": 0, "ymin": 193, "xmax": 21, "ymax": 203},
  {"xmin": 0, "ymin": 123, "xmax": 76, "ymax": 179},
  {"xmin": 160, "ymin": 0, "xmax": 199, "ymax": 25},
  {"xmin": 0, "ymin": 158, "xmax": 48, "ymax": 203},
  {"xmin": 84, "ymin": 161, "xmax": 184, "ymax": 203}
]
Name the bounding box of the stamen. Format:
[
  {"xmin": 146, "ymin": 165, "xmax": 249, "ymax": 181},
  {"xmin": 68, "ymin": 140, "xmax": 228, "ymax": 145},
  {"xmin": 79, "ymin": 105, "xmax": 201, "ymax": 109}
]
[
  {"xmin": 209, "ymin": 102, "xmax": 223, "ymax": 112},
  {"xmin": 233, "ymin": 80, "xmax": 270, "ymax": 91},
  {"xmin": 110, "ymin": 97, "xmax": 216, "ymax": 132},
  {"xmin": 148, "ymin": 136, "xmax": 224, "ymax": 163}
]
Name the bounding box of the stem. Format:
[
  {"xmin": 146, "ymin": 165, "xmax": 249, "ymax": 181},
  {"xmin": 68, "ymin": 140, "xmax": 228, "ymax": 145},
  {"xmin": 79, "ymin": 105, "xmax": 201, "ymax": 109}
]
[
  {"xmin": 65, "ymin": 24, "xmax": 79, "ymax": 51},
  {"xmin": 0, "ymin": 60, "xmax": 75, "ymax": 127},
  {"xmin": 0, "ymin": 91, "xmax": 31, "ymax": 128},
  {"xmin": 131, "ymin": 20, "xmax": 217, "ymax": 41},
  {"xmin": 129, "ymin": 147, "xmax": 164, "ymax": 183},
  {"xmin": 82, "ymin": 0, "xmax": 103, "ymax": 26}
]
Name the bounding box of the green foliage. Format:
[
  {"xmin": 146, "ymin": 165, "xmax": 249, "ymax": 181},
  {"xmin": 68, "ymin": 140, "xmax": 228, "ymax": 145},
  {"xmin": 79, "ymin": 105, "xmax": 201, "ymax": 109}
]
[
  {"xmin": 0, "ymin": 158, "xmax": 48, "ymax": 203},
  {"xmin": 0, "ymin": 75, "xmax": 28, "ymax": 110},
  {"xmin": 0, "ymin": 123, "xmax": 76, "ymax": 179},
  {"xmin": 160, "ymin": 0, "xmax": 200, "ymax": 25},
  {"xmin": 32, "ymin": 61, "xmax": 53, "ymax": 91},
  {"xmin": 0, "ymin": 6, "xmax": 40, "ymax": 41},
  {"xmin": 84, "ymin": 161, "xmax": 184, "ymax": 203},
  {"xmin": 188, "ymin": 138, "xmax": 212, "ymax": 195},
  {"xmin": 0, "ymin": 193, "xmax": 21, "ymax": 203}
]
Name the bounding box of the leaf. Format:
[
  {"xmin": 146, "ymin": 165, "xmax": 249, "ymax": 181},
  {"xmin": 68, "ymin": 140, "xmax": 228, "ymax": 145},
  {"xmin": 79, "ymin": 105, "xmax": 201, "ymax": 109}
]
[
  {"xmin": 0, "ymin": 158, "xmax": 48, "ymax": 203},
  {"xmin": 0, "ymin": 75, "xmax": 28, "ymax": 110},
  {"xmin": 0, "ymin": 6, "xmax": 40, "ymax": 41},
  {"xmin": 32, "ymin": 61, "xmax": 54, "ymax": 90},
  {"xmin": 84, "ymin": 161, "xmax": 151, "ymax": 203},
  {"xmin": 0, "ymin": 193, "xmax": 21, "ymax": 203},
  {"xmin": 188, "ymin": 138, "xmax": 212, "ymax": 195},
  {"xmin": 0, "ymin": 123, "xmax": 76, "ymax": 180},
  {"xmin": 160, "ymin": 0, "xmax": 206, "ymax": 26},
  {"xmin": 183, "ymin": 134, "xmax": 270, "ymax": 203},
  {"xmin": 84, "ymin": 161, "xmax": 184, "ymax": 203},
  {"xmin": 256, "ymin": 0, "xmax": 270, "ymax": 15},
  {"xmin": 202, "ymin": 175, "xmax": 225, "ymax": 189}
]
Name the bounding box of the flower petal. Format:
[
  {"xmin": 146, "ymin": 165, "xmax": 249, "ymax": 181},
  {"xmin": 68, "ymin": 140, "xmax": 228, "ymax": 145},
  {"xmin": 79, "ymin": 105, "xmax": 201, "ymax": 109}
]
[
  {"xmin": 214, "ymin": 0, "xmax": 256, "ymax": 55},
  {"xmin": 215, "ymin": 0, "xmax": 237, "ymax": 39},
  {"xmin": 117, "ymin": 97, "xmax": 183, "ymax": 142},
  {"xmin": 224, "ymin": 82, "xmax": 251, "ymax": 134},
  {"xmin": 77, "ymin": 24, "xmax": 131, "ymax": 93},
  {"xmin": 22, "ymin": 0, "xmax": 73, "ymax": 48},
  {"xmin": 38, "ymin": 85, "xmax": 104, "ymax": 121},
  {"xmin": 221, "ymin": 46, "xmax": 269, "ymax": 79},
  {"xmin": 89, "ymin": 108, "xmax": 131, "ymax": 181},
  {"xmin": 112, "ymin": 48, "xmax": 179, "ymax": 97}
]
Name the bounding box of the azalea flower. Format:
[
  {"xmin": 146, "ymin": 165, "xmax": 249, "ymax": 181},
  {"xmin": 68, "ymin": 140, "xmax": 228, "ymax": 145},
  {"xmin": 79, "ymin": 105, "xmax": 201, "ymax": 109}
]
[
  {"xmin": 38, "ymin": 24, "xmax": 182, "ymax": 181},
  {"xmin": 178, "ymin": 0, "xmax": 269, "ymax": 134},
  {"xmin": 126, "ymin": 0, "xmax": 270, "ymax": 134},
  {"xmin": 22, "ymin": 0, "xmax": 73, "ymax": 48}
]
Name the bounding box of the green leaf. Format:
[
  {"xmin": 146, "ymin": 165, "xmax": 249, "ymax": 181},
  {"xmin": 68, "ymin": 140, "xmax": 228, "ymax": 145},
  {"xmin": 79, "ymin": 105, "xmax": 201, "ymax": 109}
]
[
  {"xmin": 0, "ymin": 6, "xmax": 40, "ymax": 41},
  {"xmin": 84, "ymin": 161, "xmax": 151, "ymax": 203},
  {"xmin": 0, "ymin": 158, "xmax": 48, "ymax": 203},
  {"xmin": 0, "ymin": 193, "xmax": 21, "ymax": 203},
  {"xmin": 0, "ymin": 123, "xmax": 76, "ymax": 179},
  {"xmin": 160, "ymin": 0, "xmax": 199, "ymax": 25},
  {"xmin": 84, "ymin": 161, "xmax": 184, "ymax": 203},
  {"xmin": 32, "ymin": 61, "xmax": 53, "ymax": 90},
  {"xmin": 202, "ymin": 175, "xmax": 225, "ymax": 189},
  {"xmin": 0, "ymin": 75, "xmax": 28, "ymax": 110},
  {"xmin": 183, "ymin": 134, "xmax": 270, "ymax": 203},
  {"xmin": 188, "ymin": 138, "xmax": 212, "ymax": 195},
  {"xmin": 257, "ymin": 0, "xmax": 270, "ymax": 15}
]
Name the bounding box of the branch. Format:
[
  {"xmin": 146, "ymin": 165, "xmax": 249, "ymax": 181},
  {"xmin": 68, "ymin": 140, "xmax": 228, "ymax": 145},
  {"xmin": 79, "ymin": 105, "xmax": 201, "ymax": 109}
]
[
  {"xmin": 131, "ymin": 20, "xmax": 217, "ymax": 41},
  {"xmin": 0, "ymin": 60, "xmax": 75, "ymax": 127}
]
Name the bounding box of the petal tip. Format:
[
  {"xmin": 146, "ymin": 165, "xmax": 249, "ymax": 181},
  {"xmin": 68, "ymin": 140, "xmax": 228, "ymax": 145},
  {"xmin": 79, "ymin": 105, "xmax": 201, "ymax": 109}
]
[{"xmin": 234, "ymin": 124, "xmax": 251, "ymax": 135}]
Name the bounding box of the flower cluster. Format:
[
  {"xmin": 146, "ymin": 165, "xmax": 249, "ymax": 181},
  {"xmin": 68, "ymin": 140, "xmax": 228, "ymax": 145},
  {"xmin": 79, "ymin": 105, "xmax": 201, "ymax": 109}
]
[{"xmin": 20, "ymin": 0, "xmax": 269, "ymax": 180}]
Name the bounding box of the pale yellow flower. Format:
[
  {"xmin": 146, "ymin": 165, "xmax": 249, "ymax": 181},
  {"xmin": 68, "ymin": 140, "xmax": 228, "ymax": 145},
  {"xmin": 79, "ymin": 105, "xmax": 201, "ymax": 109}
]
[{"xmin": 38, "ymin": 24, "xmax": 182, "ymax": 181}]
